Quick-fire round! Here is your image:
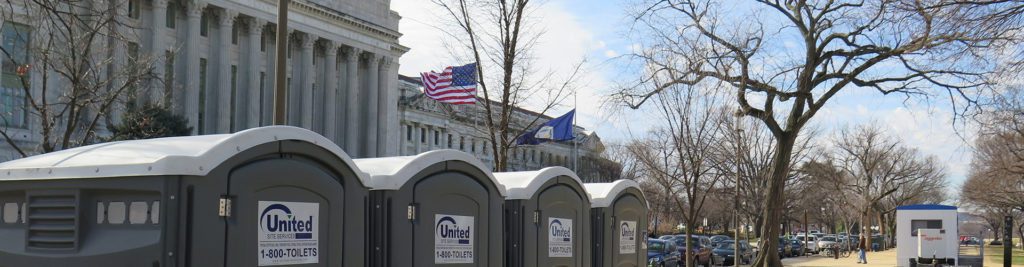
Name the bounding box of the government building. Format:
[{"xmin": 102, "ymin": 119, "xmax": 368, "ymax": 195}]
[
  {"xmin": 396, "ymin": 75, "xmax": 621, "ymax": 182},
  {"xmin": 1, "ymin": 0, "xmax": 406, "ymax": 160},
  {"xmin": 0, "ymin": 0, "xmax": 622, "ymax": 181}
]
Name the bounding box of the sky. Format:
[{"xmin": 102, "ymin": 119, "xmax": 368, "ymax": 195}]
[{"xmin": 390, "ymin": 0, "xmax": 975, "ymax": 191}]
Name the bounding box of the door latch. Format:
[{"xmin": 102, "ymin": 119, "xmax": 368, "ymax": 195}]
[{"xmin": 218, "ymin": 196, "xmax": 232, "ymax": 218}]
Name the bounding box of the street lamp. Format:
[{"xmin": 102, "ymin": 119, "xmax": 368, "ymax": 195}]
[
  {"xmin": 733, "ymin": 112, "xmax": 743, "ymax": 267},
  {"xmin": 272, "ymin": 0, "xmax": 290, "ymax": 124}
]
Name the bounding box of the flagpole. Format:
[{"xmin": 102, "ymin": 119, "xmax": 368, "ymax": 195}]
[{"xmin": 573, "ymin": 90, "xmax": 578, "ymax": 174}]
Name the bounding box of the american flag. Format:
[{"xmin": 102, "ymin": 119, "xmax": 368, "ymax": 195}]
[{"xmin": 420, "ymin": 63, "xmax": 478, "ymax": 104}]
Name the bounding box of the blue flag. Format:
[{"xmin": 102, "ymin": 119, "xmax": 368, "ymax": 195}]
[{"xmin": 516, "ymin": 109, "xmax": 575, "ymax": 145}]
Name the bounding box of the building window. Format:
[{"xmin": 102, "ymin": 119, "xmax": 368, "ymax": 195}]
[
  {"xmin": 406, "ymin": 125, "xmax": 413, "ymax": 141},
  {"xmin": 910, "ymin": 220, "xmax": 942, "ymax": 237},
  {"xmin": 128, "ymin": 0, "xmax": 141, "ymax": 19},
  {"xmin": 166, "ymin": 1, "xmax": 176, "ymax": 28},
  {"xmin": 540, "ymin": 152, "xmax": 545, "ymax": 164},
  {"xmin": 126, "ymin": 42, "xmax": 140, "ymax": 97},
  {"xmin": 531, "ymin": 150, "xmax": 536, "ymax": 162},
  {"xmin": 198, "ymin": 58, "xmax": 207, "ymax": 133},
  {"xmin": 470, "ymin": 140, "xmax": 476, "ymax": 153},
  {"xmin": 459, "ymin": 137, "xmax": 465, "ymax": 150},
  {"xmin": 1, "ymin": 22, "xmax": 31, "ymax": 129},
  {"xmin": 447, "ymin": 134, "xmax": 453, "ymax": 148},
  {"xmin": 229, "ymin": 65, "xmax": 237, "ymax": 131},
  {"xmin": 231, "ymin": 23, "xmax": 238, "ymax": 45},
  {"xmin": 200, "ymin": 12, "xmax": 209, "ymax": 37},
  {"xmin": 420, "ymin": 128, "xmax": 426, "ymax": 143},
  {"xmin": 164, "ymin": 50, "xmax": 175, "ymax": 101},
  {"xmin": 433, "ymin": 130, "xmax": 440, "ymax": 145},
  {"xmin": 260, "ymin": 32, "xmax": 267, "ymax": 52},
  {"xmin": 259, "ymin": 71, "xmax": 266, "ymax": 123}
]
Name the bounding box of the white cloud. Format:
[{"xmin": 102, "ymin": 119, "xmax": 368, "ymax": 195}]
[{"xmin": 604, "ymin": 50, "xmax": 619, "ymax": 58}]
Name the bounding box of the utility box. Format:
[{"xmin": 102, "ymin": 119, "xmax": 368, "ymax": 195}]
[
  {"xmin": 584, "ymin": 180, "xmax": 648, "ymax": 267},
  {"xmin": 895, "ymin": 204, "xmax": 958, "ymax": 267},
  {"xmin": 0, "ymin": 126, "xmax": 370, "ymax": 267},
  {"xmin": 354, "ymin": 150, "xmax": 506, "ymax": 267},
  {"xmin": 494, "ymin": 167, "xmax": 591, "ymax": 267}
]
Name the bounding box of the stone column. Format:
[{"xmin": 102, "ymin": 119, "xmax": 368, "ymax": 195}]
[
  {"xmin": 344, "ymin": 47, "xmax": 362, "ymax": 156},
  {"xmin": 216, "ymin": 10, "xmax": 236, "ymax": 133},
  {"xmin": 376, "ymin": 56, "xmax": 392, "ymax": 155},
  {"xmin": 323, "ymin": 41, "xmax": 339, "ymax": 141},
  {"xmin": 184, "ymin": 1, "xmax": 205, "ymax": 134},
  {"xmin": 246, "ymin": 18, "xmax": 264, "ymax": 128},
  {"xmin": 364, "ymin": 53, "xmax": 380, "ymax": 157},
  {"xmin": 300, "ymin": 34, "xmax": 316, "ymax": 129},
  {"xmin": 262, "ymin": 27, "xmax": 277, "ymax": 125},
  {"xmin": 150, "ymin": 0, "xmax": 168, "ymax": 104}
]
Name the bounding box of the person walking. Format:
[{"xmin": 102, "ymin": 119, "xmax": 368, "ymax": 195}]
[{"xmin": 857, "ymin": 236, "xmax": 868, "ymax": 264}]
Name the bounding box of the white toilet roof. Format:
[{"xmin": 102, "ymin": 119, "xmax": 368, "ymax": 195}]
[
  {"xmin": 493, "ymin": 166, "xmax": 590, "ymax": 200},
  {"xmin": 352, "ymin": 149, "xmax": 507, "ymax": 197},
  {"xmin": 583, "ymin": 179, "xmax": 646, "ymax": 208},
  {"xmin": 0, "ymin": 126, "xmax": 369, "ymax": 186}
]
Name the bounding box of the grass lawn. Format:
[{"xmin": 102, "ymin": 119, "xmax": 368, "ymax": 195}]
[{"xmin": 984, "ymin": 245, "xmax": 1024, "ymax": 266}]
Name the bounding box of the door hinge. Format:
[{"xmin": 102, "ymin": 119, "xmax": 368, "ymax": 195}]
[
  {"xmin": 533, "ymin": 210, "xmax": 540, "ymax": 224},
  {"xmin": 218, "ymin": 196, "xmax": 232, "ymax": 218},
  {"xmin": 407, "ymin": 204, "xmax": 417, "ymax": 221}
]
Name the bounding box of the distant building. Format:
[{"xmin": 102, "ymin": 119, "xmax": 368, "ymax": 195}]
[
  {"xmin": 396, "ymin": 75, "xmax": 621, "ymax": 182},
  {"xmin": 1, "ymin": 0, "xmax": 407, "ymax": 161}
]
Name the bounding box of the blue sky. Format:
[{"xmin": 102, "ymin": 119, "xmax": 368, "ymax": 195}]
[{"xmin": 391, "ymin": 0, "xmax": 974, "ymax": 190}]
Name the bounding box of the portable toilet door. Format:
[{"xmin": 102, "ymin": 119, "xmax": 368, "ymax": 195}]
[
  {"xmin": 0, "ymin": 126, "xmax": 369, "ymax": 267},
  {"xmin": 494, "ymin": 167, "xmax": 592, "ymax": 267},
  {"xmin": 354, "ymin": 150, "xmax": 507, "ymax": 267},
  {"xmin": 585, "ymin": 180, "xmax": 648, "ymax": 267}
]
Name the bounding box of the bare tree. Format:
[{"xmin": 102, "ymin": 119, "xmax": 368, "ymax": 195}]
[
  {"xmin": 831, "ymin": 123, "xmax": 948, "ymax": 249},
  {"xmin": 432, "ymin": 0, "xmax": 580, "ymax": 171},
  {"xmin": 627, "ymin": 86, "xmax": 726, "ymax": 267},
  {"xmin": 0, "ymin": 0, "xmax": 158, "ymax": 156},
  {"xmin": 963, "ymin": 130, "xmax": 1024, "ymax": 245},
  {"xmin": 716, "ymin": 113, "xmax": 818, "ymax": 238},
  {"xmin": 616, "ymin": 1, "xmax": 1017, "ymax": 264}
]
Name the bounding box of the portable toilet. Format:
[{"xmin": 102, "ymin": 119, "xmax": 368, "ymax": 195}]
[
  {"xmin": 585, "ymin": 180, "xmax": 648, "ymax": 267},
  {"xmin": 354, "ymin": 149, "xmax": 506, "ymax": 267},
  {"xmin": 895, "ymin": 204, "xmax": 959, "ymax": 267},
  {"xmin": 0, "ymin": 126, "xmax": 369, "ymax": 267},
  {"xmin": 494, "ymin": 167, "xmax": 592, "ymax": 267}
]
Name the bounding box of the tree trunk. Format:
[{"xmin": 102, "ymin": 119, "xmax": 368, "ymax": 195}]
[
  {"xmin": 751, "ymin": 133, "xmax": 796, "ymax": 266},
  {"xmin": 685, "ymin": 221, "xmax": 695, "ymax": 267}
]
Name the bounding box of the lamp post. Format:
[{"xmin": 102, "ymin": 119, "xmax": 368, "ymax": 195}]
[
  {"xmin": 733, "ymin": 112, "xmax": 742, "ymax": 267},
  {"xmin": 272, "ymin": 0, "xmax": 290, "ymax": 124}
]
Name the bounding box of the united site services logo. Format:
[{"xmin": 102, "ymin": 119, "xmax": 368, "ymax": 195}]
[
  {"xmin": 261, "ymin": 203, "xmax": 314, "ymax": 239},
  {"xmin": 620, "ymin": 222, "xmax": 635, "ymax": 241},
  {"xmin": 436, "ymin": 216, "xmax": 472, "ymax": 244},
  {"xmin": 550, "ymin": 219, "xmax": 572, "ymax": 242}
]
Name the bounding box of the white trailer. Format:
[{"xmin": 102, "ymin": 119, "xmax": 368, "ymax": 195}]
[{"xmin": 895, "ymin": 204, "xmax": 958, "ymax": 267}]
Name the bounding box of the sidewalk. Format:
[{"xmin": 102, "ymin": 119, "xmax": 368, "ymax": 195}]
[{"xmin": 781, "ymin": 249, "xmax": 896, "ymax": 267}]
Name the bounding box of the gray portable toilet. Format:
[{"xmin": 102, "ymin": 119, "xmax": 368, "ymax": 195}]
[
  {"xmin": 0, "ymin": 126, "xmax": 369, "ymax": 267},
  {"xmin": 585, "ymin": 180, "xmax": 648, "ymax": 267},
  {"xmin": 354, "ymin": 149, "xmax": 506, "ymax": 267},
  {"xmin": 494, "ymin": 167, "xmax": 591, "ymax": 267}
]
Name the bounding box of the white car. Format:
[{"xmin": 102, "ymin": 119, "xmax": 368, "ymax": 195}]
[
  {"xmin": 817, "ymin": 236, "xmax": 839, "ymax": 253},
  {"xmin": 795, "ymin": 235, "xmax": 819, "ymax": 254}
]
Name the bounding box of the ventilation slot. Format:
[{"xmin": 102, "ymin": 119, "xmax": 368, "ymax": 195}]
[{"xmin": 26, "ymin": 193, "xmax": 78, "ymax": 250}]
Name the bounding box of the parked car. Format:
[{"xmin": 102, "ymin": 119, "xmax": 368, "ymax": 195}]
[
  {"xmin": 795, "ymin": 235, "xmax": 819, "ymax": 254},
  {"xmin": 708, "ymin": 235, "xmax": 731, "ymax": 246},
  {"xmin": 788, "ymin": 238, "xmax": 805, "ymax": 257},
  {"xmin": 711, "ymin": 240, "xmax": 754, "ymax": 266},
  {"xmin": 777, "ymin": 237, "xmax": 793, "ymax": 258},
  {"xmin": 648, "ymin": 239, "xmax": 682, "ymax": 267},
  {"xmin": 817, "ymin": 236, "xmax": 839, "ymax": 254},
  {"xmin": 669, "ymin": 235, "xmax": 713, "ymax": 267}
]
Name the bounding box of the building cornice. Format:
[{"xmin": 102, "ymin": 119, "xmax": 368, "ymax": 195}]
[{"xmin": 257, "ymin": 0, "xmax": 409, "ymax": 54}]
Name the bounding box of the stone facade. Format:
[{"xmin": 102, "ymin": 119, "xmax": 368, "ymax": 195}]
[
  {"xmin": 396, "ymin": 75, "xmax": 621, "ymax": 182},
  {"xmin": 0, "ymin": 0, "xmax": 407, "ymax": 161}
]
